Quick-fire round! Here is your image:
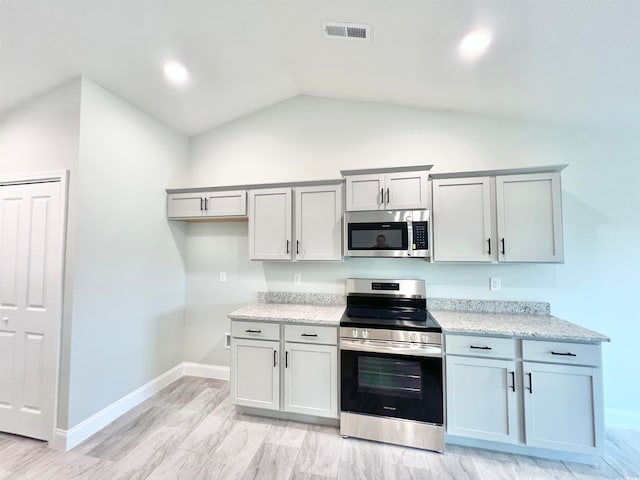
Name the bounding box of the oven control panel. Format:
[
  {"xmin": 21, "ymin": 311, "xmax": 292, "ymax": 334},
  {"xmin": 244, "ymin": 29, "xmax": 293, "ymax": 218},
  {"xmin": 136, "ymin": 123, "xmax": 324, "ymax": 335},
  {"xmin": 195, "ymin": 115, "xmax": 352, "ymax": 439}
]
[{"xmin": 342, "ymin": 327, "xmax": 442, "ymax": 347}]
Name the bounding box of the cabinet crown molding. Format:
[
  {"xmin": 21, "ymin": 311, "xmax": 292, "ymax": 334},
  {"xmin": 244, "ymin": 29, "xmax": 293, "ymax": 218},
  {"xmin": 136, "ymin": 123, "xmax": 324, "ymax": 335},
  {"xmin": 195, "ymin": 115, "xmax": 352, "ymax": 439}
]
[
  {"xmin": 429, "ymin": 164, "xmax": 568, "ymax": 180},
  {"xmin": 340, "ymin": 165, "xmax": 433, "ymax": 176}
]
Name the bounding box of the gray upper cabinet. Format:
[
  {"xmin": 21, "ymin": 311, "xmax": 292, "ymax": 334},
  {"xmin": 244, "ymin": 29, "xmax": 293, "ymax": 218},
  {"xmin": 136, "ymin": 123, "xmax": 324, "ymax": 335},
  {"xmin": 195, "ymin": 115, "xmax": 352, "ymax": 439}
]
[
  {"xmin": 248, "ymin": 183, "xmax": 343, "ymax": 261},
  {"xmin": 167, "ymin": 189, "xmax": 246, "ymax": 219},
  {"xmin": 496, "ymin": 172, "xmax": 563, "ymax": 263},
  {"xmin": 295, "ymin": 184, "xmax": 343, "ymax": 261},
  {"xmin": 249, "ymin": 188, "xmax": 293, "ymax": 261},
  {"xmin": 432, "ymin": 167, "xmax": 565, "ymax": 263},
  {"xmin": 342, "ymin": 167, "xmax": 431, "ymax": 211}
]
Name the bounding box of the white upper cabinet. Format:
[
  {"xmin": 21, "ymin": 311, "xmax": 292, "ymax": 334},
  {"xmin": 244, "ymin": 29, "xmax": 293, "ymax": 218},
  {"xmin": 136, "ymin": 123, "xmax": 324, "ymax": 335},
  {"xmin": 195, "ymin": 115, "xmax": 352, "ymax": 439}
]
[
  {"xmin": 295, "ymin": 184, "xmax": 343, "ymax": 261},
  {"xmin": 431, "ymin": 167, "xmax": 565, "ymax": 263},
  {"xmin": 249, "ymin": 183, "xmax": 343, "ymax": 261},
  {"xmin": 496, "ymin": 172, "xmax": 563, "ymax": 263},
  {"xmin": 432, "ymin": 177, "xmax": 492, "ymax": 262},
  {"xmin": 167, "ymin": 189, "xmax": 246, "ymax": 219},
  {"xmin": 343, "ymin": 167, "xmax": 431, "ymax": 211},
  {"xmin": 249, "ymin": 188, "xmax": 293, "ymax": 260}
]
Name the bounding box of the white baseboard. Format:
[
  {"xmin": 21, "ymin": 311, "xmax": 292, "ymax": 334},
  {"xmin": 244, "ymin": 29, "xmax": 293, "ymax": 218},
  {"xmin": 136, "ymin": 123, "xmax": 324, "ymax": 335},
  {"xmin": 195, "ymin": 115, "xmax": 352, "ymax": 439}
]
[
  {"xmin": 605, "ymin": 408, "xmax": 640, "ymax": 430},
  {"xmin": 183, "ymin": 362, "xmax": 230, "ymax": 381},
  {"xmin": 52, "ymin": 364, "xmax": 184, "ymax": 451},
  {"xmin": 52, "ymin": 362, "xmax": 229, "ymax": 451}
]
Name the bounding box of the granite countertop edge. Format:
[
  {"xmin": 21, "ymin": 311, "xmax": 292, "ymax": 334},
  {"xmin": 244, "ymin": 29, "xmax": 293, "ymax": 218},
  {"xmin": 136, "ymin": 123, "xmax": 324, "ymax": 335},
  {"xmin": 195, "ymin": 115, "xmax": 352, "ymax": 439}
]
[
  {"xmin": 431, "ymin": 310, "xmax": 610, "ymax": 344},
  {"xmin": 227, "ymin": 302, "xmax": 610, "ymax": 343}
]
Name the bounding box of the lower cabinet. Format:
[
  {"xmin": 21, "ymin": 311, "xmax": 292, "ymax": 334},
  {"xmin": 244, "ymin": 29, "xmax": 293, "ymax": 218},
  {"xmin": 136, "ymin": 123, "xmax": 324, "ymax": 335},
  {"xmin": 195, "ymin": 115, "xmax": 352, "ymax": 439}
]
[
  {"xmin": 445, "ymin": 334, "xmax": 603, "ymax": 459},
  {"xmin": 230, "ymin": 320, "xmax": 338, "ymax": 419},
  {"xmin": 446, "ymin": 355, "xmax": 518, "ymax": 444},
  {"xmin": 231, "ymin": 338, "xmax": 280, "ymax": 410},
  {"xmin": 284, "ymin": 342, "xmax": 338, "ymax": 418}
]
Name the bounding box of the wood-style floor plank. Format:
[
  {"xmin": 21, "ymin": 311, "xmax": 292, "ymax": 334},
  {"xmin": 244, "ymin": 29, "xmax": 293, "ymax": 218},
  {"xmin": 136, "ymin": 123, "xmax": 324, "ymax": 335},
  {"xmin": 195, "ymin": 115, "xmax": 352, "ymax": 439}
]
[{"xmin": 1, "ymin": 376, "xmax": 639, "ymax": 480}]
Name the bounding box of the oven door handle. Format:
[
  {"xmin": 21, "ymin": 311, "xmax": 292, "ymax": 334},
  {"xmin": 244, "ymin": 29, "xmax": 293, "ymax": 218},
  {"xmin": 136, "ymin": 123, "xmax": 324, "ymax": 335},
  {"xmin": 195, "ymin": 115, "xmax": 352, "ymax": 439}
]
[{"xmin": 340, "ymin": 339, "xmax": 442, "ymax": 357}]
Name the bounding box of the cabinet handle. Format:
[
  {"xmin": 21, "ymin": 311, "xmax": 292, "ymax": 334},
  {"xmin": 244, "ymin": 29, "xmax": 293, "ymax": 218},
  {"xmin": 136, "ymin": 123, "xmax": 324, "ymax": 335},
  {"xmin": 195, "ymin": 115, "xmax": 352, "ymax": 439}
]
[
  {"xmin": 296, "ymin": 240, "xmax": 300, "ymax": 255},
  {"xmin": 200, "ymin": 198, "xmax": 204, "ymax": 211},
  {"xmin": 551, "ymin": 351, "xmax": 577, "ymax": 357},
  {"xmin": 501, "ymin": 238, "xmax": 506, "ymax": 255},
  {"xmin": 245, "ymin": 329, "xmax": 262, "ymax": 334},
  {"xmin": 204, "ymin": 198, "xmax": 208, "ymax": 210},
  {"xmin": 285, "ymin": 351, "xmax": 289, "ymax": 368},
  {"xmin": 386, "ymin": 187, "xmax": 390, "ymax": 204},
  {"xmin": 510, "ymin": 371, "xmax": 515, "ymax": 392},
  {"xmin": 380, "ymin": 188, "xmax": 384, "ymax": 205},
  {"xmin": 286, "ymin": 240, "xmax": 290, "ymax": 254},
  {"xmin": 274, "ymin": 350, "xmax": 277, "ymax": 367},
  {"xmin": 301, "ymin": 333, "xmax": 318, "ymax": 337},
  {"xmin": 470, "ymin": 345, "xmax": 492, "ymax": 350},
  {"xmin": 487, "ymin": 238, "xmax": 491, "ymax": 255},
  {"xmin": 526, "ymin": 372, "xmax": 533, "ymax": 394}
]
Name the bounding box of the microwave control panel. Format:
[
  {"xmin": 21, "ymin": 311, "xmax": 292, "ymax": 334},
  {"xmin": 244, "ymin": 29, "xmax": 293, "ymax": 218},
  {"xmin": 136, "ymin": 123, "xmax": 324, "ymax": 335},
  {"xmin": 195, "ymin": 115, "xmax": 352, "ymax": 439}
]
[{"xmin": 412, "ymin": 221, "xmax": 428, "ymax": 250}]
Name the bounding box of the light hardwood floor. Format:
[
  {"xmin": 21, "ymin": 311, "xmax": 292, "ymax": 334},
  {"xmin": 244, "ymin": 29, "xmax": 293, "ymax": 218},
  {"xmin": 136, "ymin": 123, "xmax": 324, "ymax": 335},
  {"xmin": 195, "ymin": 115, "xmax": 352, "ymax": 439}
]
[{"xmin": 1, "ymin": 376, "xmax": 639, "ymax": 479}]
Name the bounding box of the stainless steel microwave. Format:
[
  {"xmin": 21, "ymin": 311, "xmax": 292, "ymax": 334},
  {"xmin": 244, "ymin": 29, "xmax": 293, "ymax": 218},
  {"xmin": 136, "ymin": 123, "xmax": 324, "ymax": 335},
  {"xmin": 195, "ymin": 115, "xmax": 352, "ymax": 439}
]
[{"xmin": 344, "ymin": 210, "xmax": 430, "ymax": 258}]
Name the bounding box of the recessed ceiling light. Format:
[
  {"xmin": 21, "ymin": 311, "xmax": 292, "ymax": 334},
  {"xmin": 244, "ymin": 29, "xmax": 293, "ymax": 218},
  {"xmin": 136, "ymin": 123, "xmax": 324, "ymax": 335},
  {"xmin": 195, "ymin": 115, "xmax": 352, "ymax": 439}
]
[
  {"xmin": 459, "ymin": 29, "xmax": 492, "ymax": 60},
  {"xmin": 163, "ymin": 61, "xmax": 189, "ymax": 85}
]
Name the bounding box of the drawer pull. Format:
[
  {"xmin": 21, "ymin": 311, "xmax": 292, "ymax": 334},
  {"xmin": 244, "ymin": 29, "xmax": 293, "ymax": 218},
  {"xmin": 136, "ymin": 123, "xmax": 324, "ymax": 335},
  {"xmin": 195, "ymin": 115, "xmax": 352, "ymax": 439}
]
[
  {"xmin": 470, "ymin": 345, "xmax": 492, "ymax": 350},
  {"xmin": 551, "ymin": 351, "xmax": 577, "ymax": 357},
  {"xmin": 246, "ymin": 329, "xmax": 262, "ymax": 334},
  {"xmin": 301, "ymin": 333, "xmax": 318, "ymax": 337}
]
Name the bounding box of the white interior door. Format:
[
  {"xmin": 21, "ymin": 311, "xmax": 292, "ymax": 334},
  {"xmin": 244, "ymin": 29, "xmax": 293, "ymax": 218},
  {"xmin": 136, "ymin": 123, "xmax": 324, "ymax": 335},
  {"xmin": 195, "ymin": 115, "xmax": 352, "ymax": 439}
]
[{"xmin": 0, "ymin": 179, "xmax": 65, "ymax": 441}]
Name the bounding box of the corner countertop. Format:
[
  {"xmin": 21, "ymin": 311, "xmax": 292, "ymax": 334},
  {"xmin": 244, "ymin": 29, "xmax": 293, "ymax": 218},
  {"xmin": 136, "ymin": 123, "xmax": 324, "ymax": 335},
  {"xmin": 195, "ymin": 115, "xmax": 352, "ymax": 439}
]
[
  {"xmin": 228, "ymin": 303, "xmax": 345, "ymax": 326},
  {"xmin": 432, "ymin": 310, "xmax": 610, "ymax": 343}
]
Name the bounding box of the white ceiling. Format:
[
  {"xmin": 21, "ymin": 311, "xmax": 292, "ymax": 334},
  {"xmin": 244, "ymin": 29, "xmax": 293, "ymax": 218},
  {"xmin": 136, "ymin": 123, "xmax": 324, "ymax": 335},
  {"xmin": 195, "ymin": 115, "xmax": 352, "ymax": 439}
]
[{"xmin": 2, "ymin": 0, "xmax": 639, "ymax": 136}]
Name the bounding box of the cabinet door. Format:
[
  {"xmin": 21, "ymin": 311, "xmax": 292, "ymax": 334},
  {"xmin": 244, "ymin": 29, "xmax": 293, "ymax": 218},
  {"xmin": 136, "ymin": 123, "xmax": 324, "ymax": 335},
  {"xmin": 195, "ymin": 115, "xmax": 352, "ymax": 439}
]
[
  {"xmin": 231, "ymin": 338, "xmax": 280, "ymax": 410},
  {"xmin": 446, "ymin": 356, "xmax": 518, "ymax": 443},
  {"xmin": 522, "ymin": 362, "xmax": 602, "ymax": 454},
  {"xmin": 249, "ymin": 188, "xmax": 292, "ymax": 260},
  {"xmin": 432, "ymin": 177, "xmax": 492, "ymax": 262},
  {"xmin": 496, "ymin": 173, "xmax": 564, "ymax": 263},
  {"xmin": 295, "ymin": 185, "xmax": 343, "ymax": 261},
  {"xmin": 167, "ymin": 193, "xmax": 205, "ymax": 218},
  {"xmin": 345, "ymin": 174, "xmax": 384, "ymax": 211},
  {"xmin": 205, "ymin": 190, "xmax": 246, "ymax": 217},
  {"xmin": 384, "ymin": 171, "xmax": 429, "ymax": 210},
  {"xmin": 284, "ymin": 342, "xmax": 338, "ymax": 418}
]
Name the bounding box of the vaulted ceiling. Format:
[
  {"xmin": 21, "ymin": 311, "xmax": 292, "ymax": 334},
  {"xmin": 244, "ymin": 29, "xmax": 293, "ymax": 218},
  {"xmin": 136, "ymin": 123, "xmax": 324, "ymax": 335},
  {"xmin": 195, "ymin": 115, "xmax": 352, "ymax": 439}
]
[{"xmin": 1, "ymin": 0, "xmax": 639, "ymax": 136}]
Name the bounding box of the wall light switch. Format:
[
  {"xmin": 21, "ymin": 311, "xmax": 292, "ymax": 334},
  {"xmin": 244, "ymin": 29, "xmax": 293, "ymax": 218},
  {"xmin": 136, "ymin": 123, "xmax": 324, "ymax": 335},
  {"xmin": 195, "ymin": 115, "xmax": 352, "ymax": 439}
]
[
  {"xmin": 293, "ymin": 272, "xmax": 302, "ymax": 284},
  {"xmin": 490, "ymin": 277, "xmax": 501, "ymax": 291},
  {"xmin": 219, "ymin": 272, "xmax": 227, "ymax": 283}
]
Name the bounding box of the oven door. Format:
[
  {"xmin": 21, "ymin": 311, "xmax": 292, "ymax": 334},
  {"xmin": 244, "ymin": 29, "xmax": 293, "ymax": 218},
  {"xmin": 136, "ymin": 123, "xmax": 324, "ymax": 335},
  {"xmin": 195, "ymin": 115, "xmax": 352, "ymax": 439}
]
[{"xmin": 340, "ymin": 344, "xmax": 443, "ymax": 425}]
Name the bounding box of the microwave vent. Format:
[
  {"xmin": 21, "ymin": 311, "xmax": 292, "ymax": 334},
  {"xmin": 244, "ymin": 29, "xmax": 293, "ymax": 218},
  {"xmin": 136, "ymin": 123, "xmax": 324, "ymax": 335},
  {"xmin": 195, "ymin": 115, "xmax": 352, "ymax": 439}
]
[{"xmin": 322, "ymin": 22, "xmax": 371, "ymax": 41}]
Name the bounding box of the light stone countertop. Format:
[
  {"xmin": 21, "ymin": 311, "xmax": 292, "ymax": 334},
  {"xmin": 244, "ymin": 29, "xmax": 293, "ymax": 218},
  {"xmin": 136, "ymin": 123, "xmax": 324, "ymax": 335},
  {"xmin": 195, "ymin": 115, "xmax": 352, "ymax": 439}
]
[
  {"xmin": 228, "ymin": 303, "xmax": 345, "ymax": 326},
  {"xmin": 227, "ymin": 293, "xmax": 609, "ymax": 343},
  {"xmin": 433, "ymin": 310, "xmax": 610, "ymax": 343}
]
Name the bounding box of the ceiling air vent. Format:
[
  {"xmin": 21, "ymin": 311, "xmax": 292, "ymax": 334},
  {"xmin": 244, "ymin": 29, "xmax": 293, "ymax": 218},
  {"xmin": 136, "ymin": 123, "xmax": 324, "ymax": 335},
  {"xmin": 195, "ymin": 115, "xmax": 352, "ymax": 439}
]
[{"xmin": 322, "ymin": 22, "xmax": 371, "ymax": 41}]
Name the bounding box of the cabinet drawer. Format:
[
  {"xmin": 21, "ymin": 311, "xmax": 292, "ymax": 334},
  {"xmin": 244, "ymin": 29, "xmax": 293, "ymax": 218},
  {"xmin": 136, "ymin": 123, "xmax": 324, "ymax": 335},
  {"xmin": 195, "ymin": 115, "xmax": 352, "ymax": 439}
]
[
  {"xmin": 231, "ymin": 321, "xmax": 280, "ymax": 341},
  {"xmin": 285, "ymin": 324, "xmax": 337, "ymax": 345},
  {"xmin": 446, "ymin": 335, "xmax": 515, "ymax": 359},
  {"xmin": 522, "ymin": 340, "xmax": 601, "ymax": 367}
]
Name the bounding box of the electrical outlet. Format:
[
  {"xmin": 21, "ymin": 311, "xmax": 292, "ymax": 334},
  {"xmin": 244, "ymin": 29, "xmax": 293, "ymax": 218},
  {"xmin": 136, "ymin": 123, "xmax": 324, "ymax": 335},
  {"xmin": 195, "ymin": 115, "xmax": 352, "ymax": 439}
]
[
  {"xmin": 293, "ymin": 272, "xmax": 302, "ymax": 284},
  {"xmin": 490, "ymin": 277, "xmax": 501, "ymax": 291},
  {"xmin": 219, "ymin": 272, "xmax": 227, "ymax": 283}
]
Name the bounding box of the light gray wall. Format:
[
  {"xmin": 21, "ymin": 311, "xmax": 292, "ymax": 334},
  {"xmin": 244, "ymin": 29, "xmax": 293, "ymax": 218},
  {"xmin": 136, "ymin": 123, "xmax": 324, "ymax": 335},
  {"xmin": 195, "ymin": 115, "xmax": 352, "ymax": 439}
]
[
  {"xmin": 0, "ymin": 78, "xmax": 82, "ymax": 430},
  {"xmin": 65, "ymin": 79, "xmax": 189, "ymax": 428},
  {"xmin": 186, "ymin": 95, "xmax": 640, "ymax": 428}
]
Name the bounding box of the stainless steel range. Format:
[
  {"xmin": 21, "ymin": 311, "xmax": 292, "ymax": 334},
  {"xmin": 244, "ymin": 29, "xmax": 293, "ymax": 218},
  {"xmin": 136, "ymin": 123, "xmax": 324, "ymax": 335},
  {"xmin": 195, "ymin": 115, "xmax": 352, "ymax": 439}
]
[{"xmin": 339, "ymin": 278, "xmax": 444, "ymax": 452}]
